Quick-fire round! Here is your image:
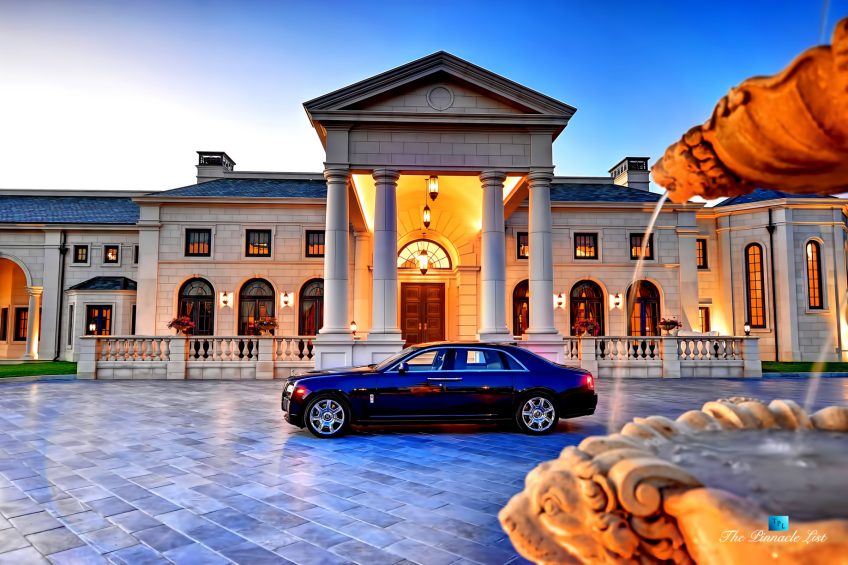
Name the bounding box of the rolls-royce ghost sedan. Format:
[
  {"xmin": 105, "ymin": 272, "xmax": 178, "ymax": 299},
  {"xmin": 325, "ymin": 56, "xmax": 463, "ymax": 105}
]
[{"xmin": 281, "ymin": 342, "xmax": 597, "ymax": 438}]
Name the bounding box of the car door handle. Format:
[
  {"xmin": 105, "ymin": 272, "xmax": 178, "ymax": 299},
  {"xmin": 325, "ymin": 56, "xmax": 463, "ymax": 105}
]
[{"xmin": 426, "ymin": 377, "xmax": 462, "ymax": 382}]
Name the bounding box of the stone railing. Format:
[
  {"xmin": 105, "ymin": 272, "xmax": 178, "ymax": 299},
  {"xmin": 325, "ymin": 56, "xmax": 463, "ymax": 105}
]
[
  {"xmin": 555, "ymin": 335, "xmax": 760, "ymax": 378},
  {"xmin": 78, "ymin": 335, "xmax": 316, "ymax": 380}
]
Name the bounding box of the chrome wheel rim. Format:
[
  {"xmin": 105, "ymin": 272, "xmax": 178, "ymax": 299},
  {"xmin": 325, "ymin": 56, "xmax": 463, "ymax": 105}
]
[
  {"xmin": 521, "ymin": 397, "xmax": 555, "ymax": 431},
  {"xmin": 309, "ymin": 398, "xmax": 345, "ymax": 435}
]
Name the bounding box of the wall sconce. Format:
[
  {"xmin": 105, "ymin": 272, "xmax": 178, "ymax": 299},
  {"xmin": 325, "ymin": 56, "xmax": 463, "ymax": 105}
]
[
  {"xmin": 350, "ymin": 320, "xmax": 357, "ymax": 336},
  {"xmin": 417, "ymin": 249, "xmax": 429, "ymax": 275},
  {"xmin": 553, "ymin": 293, "xmax": 565, "ymax": 309},
  {"xmin": 427, "ymin": 176, "xmax": 439, "ymax": 200},
  {"xmin": 281, "ymin": 291, "xmax": 293, "ymax": 308},
  {"xmin": 613, "ymin": 293, "xmax": 622, "ymax": 309},
  {"xmin": 744, "ymin": 321, "xmax": 751, "ymax": 336},
  {"xmin": 88, "ymin": 322, "xmax": 97, "ymax": 334},
  {"xmin": 219, "ymin": 291, "xmax": 232, "ymax": 307}
]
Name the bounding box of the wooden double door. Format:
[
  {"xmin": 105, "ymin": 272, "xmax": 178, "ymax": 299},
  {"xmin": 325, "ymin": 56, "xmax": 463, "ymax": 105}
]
[{"xmin": 401, "ymin": 283, "xmax": 445, "ymax": 346}]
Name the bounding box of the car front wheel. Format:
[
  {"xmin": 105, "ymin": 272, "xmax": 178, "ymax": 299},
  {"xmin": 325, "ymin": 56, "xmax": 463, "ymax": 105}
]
[
  {"xmin": 515, "ymin": 394, "xmax": 558, "ymax": 434},
  {"xmin": 304, "ymin": 395, "xmax": 350, "ymax": 438}
]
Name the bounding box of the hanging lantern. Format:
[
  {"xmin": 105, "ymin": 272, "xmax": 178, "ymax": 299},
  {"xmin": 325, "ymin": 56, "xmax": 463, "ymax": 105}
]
[
  {"xmin": 427, "ymin": 176, "xmax": 439, "ymax": 200},
  {"xmin": 422, "ymin": 204, "xmax": 431, "ymax": 228},
  {"xmin": 417, "ymin": 249, "xmax": 430, "ymax": 275}
]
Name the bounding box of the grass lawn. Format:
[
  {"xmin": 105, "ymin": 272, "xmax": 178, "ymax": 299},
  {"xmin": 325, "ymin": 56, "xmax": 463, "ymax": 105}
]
[
  {"xmin": 0, "ymin": 362, "xmax": 77, "ymax": 378},
  {"xmin": 762, "ymin": 361, "xmax": 848, "ymax": 373}
]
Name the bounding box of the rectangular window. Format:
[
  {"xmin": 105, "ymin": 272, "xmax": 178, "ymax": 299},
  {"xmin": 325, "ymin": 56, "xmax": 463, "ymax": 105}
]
[
  {"xmin": 72, "ymin": 245, "xmax": 89, "ymax": 264},
  {"xmin": 246, "ymin": 229, "xmax": 272, "ymax": 257},
  {"xmin": 85, "ymin": 305, "xmax": 112, "ymax": 336},
  {"xmin": 306, "ymin": 230, "xmax": 325, "ymax": 257},
  {"xmin": 746, "ymin": 244, "xmax": 766, "ymax": 328},
  {"xmin": 574, "ymin": 233, "xmax": 598, "ymax": 260},
  {"xmin": 185, "ymin": 229, "xmax": 212, "ymax": 257},
  {"xmin": 517, "ymin": 232, "xmax": 529, "ymax": 259},
  {"xmin": 13, "ymin": 308, "xmax": 28, "ymax": 341},
  {"xmin": 630, "ymin": 233, "xmax": 654, "ymax": 260},
  {"xmin": 133, "ymin": 245, "xmax": 139, "ymax": 264},
  {"xmin": 103, "ymin": 245, "xmax": 120, "ymax": 264},
  {"xmin": 67, "ymin": 305, "xmax": 74, "ymax": 346},
  {"xmin": 130, "ymin": 305, "xmax": 136, "ymax": 335},
  {"xmin": 0, "ymin": 307, "xmax": 7, "ymax": 341},
  {"xmin": 696, "ymin": 239, "xmax": 708, "ymax": 269},
  {"xmin": 699, "ymin": 306, "xmax": 711, "ymax": 333}
]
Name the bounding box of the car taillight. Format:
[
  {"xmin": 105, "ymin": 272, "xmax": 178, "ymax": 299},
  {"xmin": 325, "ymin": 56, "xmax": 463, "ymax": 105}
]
[{"xmin": 584, "ymin": 374, "xmax": 594, "ymax": 390}]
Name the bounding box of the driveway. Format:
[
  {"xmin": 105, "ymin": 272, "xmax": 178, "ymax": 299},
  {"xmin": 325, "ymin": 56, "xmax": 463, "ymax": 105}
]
[{"xmin": 0, "ymin": 377, "xmax": 844, "ymax": 564}]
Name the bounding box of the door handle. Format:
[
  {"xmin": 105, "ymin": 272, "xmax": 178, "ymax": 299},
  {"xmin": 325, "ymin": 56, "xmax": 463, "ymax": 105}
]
[
  {"xmin": 419, "ymin": 322, "xmax": 422, "ymax": 330},
  {"xmin": 426, "ymin": 377, "xmax": 462, "ymax": 382},
  {"xmin": 424, "ymin": 322, "xmax": 428, "ymax": 331}
]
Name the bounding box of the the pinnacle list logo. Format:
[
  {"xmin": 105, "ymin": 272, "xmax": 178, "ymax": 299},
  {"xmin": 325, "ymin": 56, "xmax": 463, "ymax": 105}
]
[{"xmin": 769, "ymin": 516, "xmax": 789, "ymax": 532}]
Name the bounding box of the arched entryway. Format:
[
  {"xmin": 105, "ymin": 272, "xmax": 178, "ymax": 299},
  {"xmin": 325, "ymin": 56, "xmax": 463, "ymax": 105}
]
[
  {"xmin": 0, "ymin": 258, "xmax": 32, "ymax": 359},
  {"xmin": 178, "ymin": 278, "xmax": 214, "ymax": 336},
  {"xmin": 238, "ymin": 279, "xmax": 275, "ymax": 335},
  {"xmin": 398, "ymin": 239, "xmax": 450, "ymax": 345},
  {"xmin": 512, "ymin": 280, "xmax": 529, "ymax": 336},
  {"xmin": 627, "ymin": 280, "xmax": 660, "ymax": 336},
  {"xmin": 298, "ymin": 279, "xmax": 324, "ymax": 336},
  {"xmin": 570, "ymin": 280, "xmax": 605, "ymax": 336}
]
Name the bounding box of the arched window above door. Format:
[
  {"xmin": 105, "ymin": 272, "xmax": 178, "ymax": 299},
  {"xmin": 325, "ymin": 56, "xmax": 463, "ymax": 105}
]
[
  {"xmin": 397, "ymin": 240, "xmax": 452, "ymax": 270},
  {"xmin": 178, "ymin": 278, "xmax": 214, "ymax": 336},
  {"xmin": 512, "ymin": 280, "xmax": 529, "ymax": 336},
  {"xmin": 570, "ymin": 280, "xmax": 605, "ymax": 336},
  {"xmin": 627, "ymin": 280, "xmax": 660, "ymax": 336},
  {"xmin": 238, "ymin": 278, "xmax": 275, "ymax": 335}
]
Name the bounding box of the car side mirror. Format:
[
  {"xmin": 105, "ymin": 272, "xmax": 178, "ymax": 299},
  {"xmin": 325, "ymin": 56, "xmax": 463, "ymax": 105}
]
[{"xmin": 398, "ymin": 362, "xmax": 409, "ymax": 374}]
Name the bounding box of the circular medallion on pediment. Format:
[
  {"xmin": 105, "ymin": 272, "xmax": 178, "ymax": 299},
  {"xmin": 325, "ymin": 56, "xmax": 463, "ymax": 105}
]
[{"xmin": 426, "ymin": 86, "xmax": 454, "ymax": 111}]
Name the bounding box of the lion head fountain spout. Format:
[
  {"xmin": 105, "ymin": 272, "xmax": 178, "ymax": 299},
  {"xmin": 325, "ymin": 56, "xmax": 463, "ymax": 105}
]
[{"xmin": 652, "ymin": 17, "xmax": 848, "ymax": 203}]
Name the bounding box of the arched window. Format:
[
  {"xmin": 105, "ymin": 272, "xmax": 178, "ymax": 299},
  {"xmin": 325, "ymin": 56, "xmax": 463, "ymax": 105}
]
[
  {"xmin": 298, "ymin": 279, "xmax": 324, "ymax": 336},
  {"xmin": 745, "ymin": 244, "xmax": 766, "ymax": 328},
  {"xmin": 806, "ymin": 241, "xmax": 823, "ymax": 309},
  {"xmin": 627, "ymin": 281, "xmax": 660, "ymax": 336},
  {"xmin": 570, "ymin": 280, "xmax": 605, "ymax": 336},
  {"xmin": 397, "ymin": 239, "xmax": 452, "ymax": 270},
  {"xmin": 238, "ymin": 278, "xmax": 275, "ymax": 335},
  {"xmin": 512, "ymin": 280, "xmax": 529, "ymax": 336},
  {"xmin": 178, "ymin": 278, "xmax": 214, "ymax": 336}
]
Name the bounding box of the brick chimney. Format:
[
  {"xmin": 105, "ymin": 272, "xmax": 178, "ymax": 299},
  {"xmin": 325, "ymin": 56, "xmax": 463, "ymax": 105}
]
[
  {"xmin": 610, "ymin": 157, "xmax": 650, "ymax": 191},
  {"xmin": 196, "ymin": 151, "xmax": 236, "ymax": 183}
]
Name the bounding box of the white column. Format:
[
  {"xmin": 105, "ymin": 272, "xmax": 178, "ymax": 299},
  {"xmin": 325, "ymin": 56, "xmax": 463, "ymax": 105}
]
[
  {"xmin": 23, "ymin": 286, "xmax": 42, "ymax": 359},
  {"xmin": 677, "ymin": 229, "xmax": 700, "ymax": 332},
  {"xmin": 319, "ymin": 166, "xmax": 352, "ymax": 336},
  {"xmin": 353, "ymin": 232, "xmax": 372, "ymax": 334},
  {"xmin": 478, "ymin": 170, "xmax": 511, "ymax": 341},
  {"xmin": 136, "ymin": 204, "xmax": 161, "ymax": 335},
  {"xmin": 525, "ymin": 170, "xmax": 559, "ymax": 336},
  {"xmin": 38, "ymin": 231, "xmax": 62, "ymax": 359},
  {"xmin": 370, "ymin": 169, "xmax": 402, "ymax": 339}
]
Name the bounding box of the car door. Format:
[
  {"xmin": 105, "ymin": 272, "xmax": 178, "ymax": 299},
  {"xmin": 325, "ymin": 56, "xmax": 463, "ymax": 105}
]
[
  {"xmin": 440, "ymin": 347, "xmax": 515, "ymax": 418},
  {"xmin": 370, "ymin": 348, "xmax": 452, "ymax": 420}
]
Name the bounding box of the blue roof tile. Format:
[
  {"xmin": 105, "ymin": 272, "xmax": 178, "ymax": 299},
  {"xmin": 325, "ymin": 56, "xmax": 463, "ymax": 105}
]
[
  {"xmin": 550, "ymin": 183, "xmax": 663, "ymax": 203},
  {"xmin": 156, "ymin": 178, "xmax": 327, "ymax": 198},
  {"xmin": 716, "ymin": 188, "xmax": 837, "ymax": 207},
  {"xmin": 0, "ymin": 196, "xmax": 139, "ymax": 224},
  {"xmin": 68, "ymin": 276, "xmax": 137, "ymax": 291}
]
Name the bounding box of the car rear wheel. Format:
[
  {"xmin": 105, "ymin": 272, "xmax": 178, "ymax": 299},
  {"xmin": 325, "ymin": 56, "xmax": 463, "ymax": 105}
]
[
  {"xmin": 515, "ymin": 394, "xmax": 558, "ymax": 434},
  {"xmin": 304, "ymin": 395, "xmax": 349, "ymax": 438}
]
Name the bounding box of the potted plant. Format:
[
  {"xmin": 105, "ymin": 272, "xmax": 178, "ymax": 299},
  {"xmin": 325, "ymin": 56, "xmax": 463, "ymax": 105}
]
[
  {"xmin": 573, "ymin": 318, "xmax": 600, "ymax": 337},
  {"xmin": 658, "ymin": 317, "xmax": 683, "ymax": 335},
  {"xmin": 251, "ymin": 317, "xmax": 278, "ymax": 336},
  {"xmin": 167, "ymin": 316, "xmax": 195, "ymax": 336}
]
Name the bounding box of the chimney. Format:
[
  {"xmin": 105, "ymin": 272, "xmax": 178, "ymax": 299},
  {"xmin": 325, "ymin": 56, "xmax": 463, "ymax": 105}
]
[
  {"xmin": 610, "ymin": 157, "xmax": 650, "ymax": 191},
  {"xmin": 196, "ymin": 151, "xmax": 236, "ymax": 183}
]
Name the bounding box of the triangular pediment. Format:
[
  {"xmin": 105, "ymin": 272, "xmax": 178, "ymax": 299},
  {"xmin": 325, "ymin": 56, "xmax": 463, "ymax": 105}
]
[{"xmin": 304, "ymin": 52, "xmax": 575, "ymax": 118}]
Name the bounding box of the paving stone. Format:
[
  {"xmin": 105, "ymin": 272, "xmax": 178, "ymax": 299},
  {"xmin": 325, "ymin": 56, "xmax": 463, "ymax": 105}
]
[
  {"xmin": 330, "ymin": 539, "xmax": 403, "ymax": 565},
  {"xmin": 285, "ymin": 521, "xmax": 352, "ymax": 548},
  {"xmin": 0, "ymin": 528, "xmax": 30, "ymax": 553},
  {"xmin": 162, "ymin": 542, "xmax": 229, "ymax": 565},
  {"xmin": 107, "ymin": 510, "xmax": 161, "ymax": 533},
  {"xmin": 0, "ymin": 546, "xmax": 49, "ymax": 565},
  {"xmin": 9, "ymin": 511, "xmax": 62, "ymax": 535},
  {"xmin": 272, "ymin": 540, "xmax": 347, "ymax": 564},
  {"xmin": 39, "ymin": 544, "xmax": 107, "ymax": 564},
  {"xmin": 221, "ymin": 541, "xmax": 292, "ymax": 565},
  {"xmin": 133, "ymin": 525, "xmax": 193, "ymax": 553},
  {"xmin": 25, "ymin": 526, "xmax": 85, "ymax": 555},
  {"xmin": 106, "ymin": 544, "xmax": 169, "ymax": 565},
  {"xmin": 184, "ymin": 521, "xmax": 248, "ymax": 551}
]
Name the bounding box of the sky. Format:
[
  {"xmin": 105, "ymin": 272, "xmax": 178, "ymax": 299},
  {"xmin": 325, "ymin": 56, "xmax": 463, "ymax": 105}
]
[{"xmin": 0, "ymin": 0, "xmax": 845, "ymax": 191}]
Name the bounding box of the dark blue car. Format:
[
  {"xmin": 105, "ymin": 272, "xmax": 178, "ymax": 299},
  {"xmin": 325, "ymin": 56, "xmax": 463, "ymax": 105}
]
[{"xmin": 281, "ymin": 342, "xmax": 597, "ymax": 438}]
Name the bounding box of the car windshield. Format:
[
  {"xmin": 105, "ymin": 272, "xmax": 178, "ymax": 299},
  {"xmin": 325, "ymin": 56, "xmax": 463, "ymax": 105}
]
[{"xmin": 374, "ymin": 346, "xmax": 419, "ymax": 371}]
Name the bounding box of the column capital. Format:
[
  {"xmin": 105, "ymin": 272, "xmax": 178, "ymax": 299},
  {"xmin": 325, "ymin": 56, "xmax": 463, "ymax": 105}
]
[
  {"xmin": 26, "ymin": 286, "xmax": 43, "ymax": 297},
  {"xmin": 323, "ymin": 165, "xmax": 350, "ymax": 183},
  {"xmin": 527, "ymin": 169, "xmax": 555, "ymax": 185},
  {"xmin": 372, "ymin": 168, "xmax": 400, "ymax": 183},
  {"xmin": 479, "ymin": 170, "xmax": 507, "ymax": 185}
]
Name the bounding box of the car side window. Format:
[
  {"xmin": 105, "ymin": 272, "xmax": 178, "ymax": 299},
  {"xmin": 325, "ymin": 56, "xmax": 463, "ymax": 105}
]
[
  {"xmin": 403, "ymin": 349, "xmax": 448, "ymax": 372},
  {"xmin": 454, "ymin": 349, "xmax": 505, "ymax": 371},
  {"xmin": 501, "ymin": 352, "xmax": 524, "ymax": 371}
]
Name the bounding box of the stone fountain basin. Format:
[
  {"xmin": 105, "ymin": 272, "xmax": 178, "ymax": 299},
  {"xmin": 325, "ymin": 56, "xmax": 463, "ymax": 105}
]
[{"xmin": 499, "ymin": 398, "xmax": 848, "ymax": 565}]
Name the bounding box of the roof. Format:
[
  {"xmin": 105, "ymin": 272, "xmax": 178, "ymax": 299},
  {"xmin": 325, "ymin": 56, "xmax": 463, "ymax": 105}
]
[
  {"xmin": 0, "ymin": 196, "xmax": 139, "ymax": 224},
  {"xmin": 716, "ymin": 189, "xmax": 838, "ymax": 207},
  {"xmin": 68, "ymin": 276, "xmax": 137, "ymax": 291},
  {"xmin": 550, "ymin": 183, "xmax": 663, "ymax": 203},
  {"xmin": 154, "ymin": 178, "xmax": 328, "ymax": 199}
]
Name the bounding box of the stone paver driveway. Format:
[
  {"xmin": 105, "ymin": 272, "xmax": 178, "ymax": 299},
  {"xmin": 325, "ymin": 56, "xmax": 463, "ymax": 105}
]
[{"xmin": 0, "ymin": 377, "xmax": 845, "ymax": 564}]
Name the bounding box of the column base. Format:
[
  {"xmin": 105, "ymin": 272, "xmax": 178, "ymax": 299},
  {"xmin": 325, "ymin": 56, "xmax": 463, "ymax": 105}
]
[
  {"xmin": 366, "ymin": 330, "xmax": 403, "ymax": 343},
  {"xmin": 522, "ymin": 334, "xmax": 565, "ymax": 363},
  {"xmin": 477, "ymin": 329, "xmax": 513, "ymax": 343}
]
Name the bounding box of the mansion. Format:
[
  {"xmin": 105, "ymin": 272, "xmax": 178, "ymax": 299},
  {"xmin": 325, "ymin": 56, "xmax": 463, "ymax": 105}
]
[{"xmin": 0, "ymin": 52, "xmax": 845, "ymax": 374}]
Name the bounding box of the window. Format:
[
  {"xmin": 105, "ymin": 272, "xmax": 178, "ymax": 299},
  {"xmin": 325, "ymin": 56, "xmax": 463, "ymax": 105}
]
[
  {"xmin": 72, "ymin": 245, "xmax": 89, "ymax": 264},
  {"xmin": 745, "ymin": 244, "xmax": 766, "ymax": 328},
  {"xmin": 513, "ymin": 280, "xmax": 529, "ymax": 336},
  {"xmin": 85, "ymin": 305, "xmax": 112, "ymax": 335},
  {"xmin": 178, "ymin": 279, "xmax": 214, "ymax": 336},
  {"xmin": 133, "ymin": 245, "xmax": 139, "ymax": 264},
  {"xmin": 627, "ymin": 281, "xmax": 660, "ymax": 336},
  {"xmin": 517, "ymin": 232, "xmax": 529, "ymax": 259},
  {"xmin": 696, "ymin": 239, "xmax": 708, "ymax": 269},
  {"xmin": 13, "ymin": 308, "xmax": 28, "ymax": 341},
  {"xmin": 570, "ymin": 280, "xmax": 605, "ymax": 336},
  {"xmin": 397, "ymin": 240, "xmax": 451, "ymax": 270},
  {"xmin": 806, "ymin": 241, "xmax": 823, "ymax": 309},
  {"xmin": 238, "ymin": 278, "xmax": 275, "ymax": 335},
  {"xmin": 403, "ymin": 349, "xmax": 448, "ymax": 372},
  {"xmin": 67, "ymin": 305, "xmax": 74, "ymax": 346},
  {"xmin": 246, "ymin": 229, "xmax": 272, "ymax": 257},
  {"xmin": 298, "ymin": 279, "xmax": 324, "ymax": 336},
  {"xmin": 305, "ymin": 230, "xmax": 325, "ymax": 257},
  {"xmin": 185, "ymin": 229, "xmax": 212, "ymax": 257},
  {"xmin": 454, "ymin": 349, "xmax": 505, "ymax": 371},
  {"xmin": 103, "ymin": 245, "xmax": 120, "ymax": 264},
  {"xmin": 131, "ymin": 305, "xmax": 136, "ymax": 335},
  {"xmin": 699, "ymin": 307, "xmax": 711, "ymax": 333},
  {"xmin": 630, "ymin": 234, "xmax": 654, "ymax": 260},
  {"xmin": 0, "ymin": 307, "xmax": 7, "ymax": 341},
  {"xmin": 574, "ymin": 233, "xmax": 598, "ymax": 260}
]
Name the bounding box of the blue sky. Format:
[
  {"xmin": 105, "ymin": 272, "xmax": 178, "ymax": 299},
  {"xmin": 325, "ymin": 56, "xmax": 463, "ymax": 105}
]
[{"xmin": 1, "ymin": 0, "xmax": 845, "ymax": 190}]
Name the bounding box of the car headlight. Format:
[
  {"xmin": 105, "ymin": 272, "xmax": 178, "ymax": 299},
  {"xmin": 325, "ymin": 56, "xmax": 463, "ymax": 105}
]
[{"xmin": 285, "ymin": 383, "xmax": 295, "ymax": 396}]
